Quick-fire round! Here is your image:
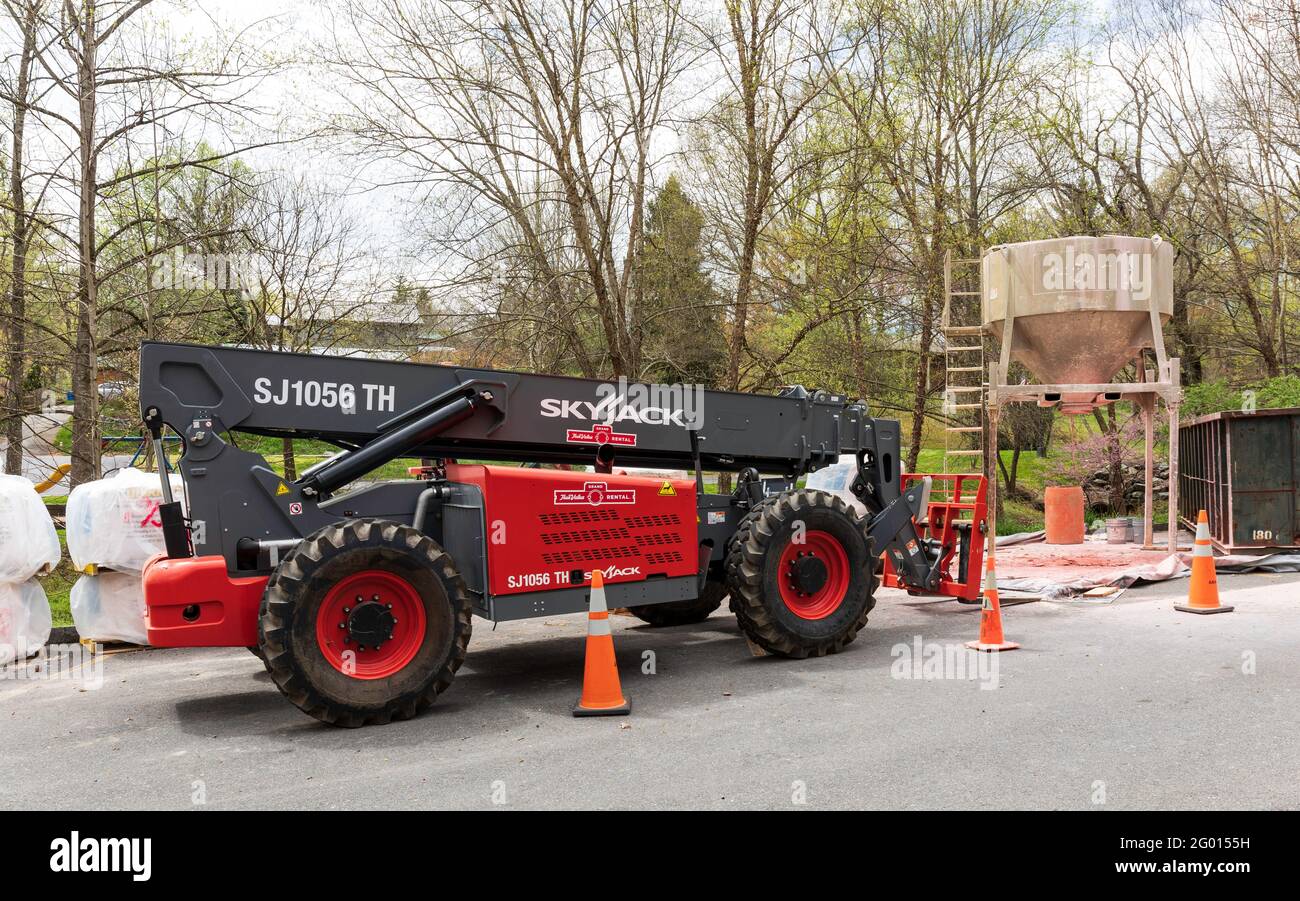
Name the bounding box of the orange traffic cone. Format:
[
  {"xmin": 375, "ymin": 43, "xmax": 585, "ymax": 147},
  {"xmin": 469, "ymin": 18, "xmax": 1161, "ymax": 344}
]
[
  {"xmin": 573, "ymin": 570, "xmax": 631, "ymax": 716},
  {"xmin": 965, "ymin": 554, "xmax": 1020, "ymax": 652},
  {"xmin": 1175, "ymin": 510, "xmax": 1233, "ymax": 615}
]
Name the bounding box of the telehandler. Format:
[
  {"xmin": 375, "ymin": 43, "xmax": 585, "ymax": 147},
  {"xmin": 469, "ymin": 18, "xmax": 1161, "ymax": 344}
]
[{"xmin": 138, "ymin": 342, "xmax": 986, "ymax": 725}]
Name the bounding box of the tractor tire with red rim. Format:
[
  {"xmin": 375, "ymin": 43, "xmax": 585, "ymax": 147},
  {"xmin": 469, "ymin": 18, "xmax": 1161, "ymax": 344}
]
[
  {"xmin": 626, "ymin": 577, "xmax": 727, "ymax": 627},
  {"xmin": 247, "ymin": 644, "xmax": 271, "ymax": 672},
  {"xmin": 258, "ymin": 518, "xmax": 472, "ymax": 727},
  {"xmin": 725, "ymin": 489, "xmax": 876, "ymax": 658}
]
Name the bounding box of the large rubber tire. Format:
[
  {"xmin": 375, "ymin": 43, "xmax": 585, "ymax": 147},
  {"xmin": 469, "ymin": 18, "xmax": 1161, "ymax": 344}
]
[
  {"xmin": 726, "ymin": 489, "xmax": 876, "ymax": 658},
  {"xmin": 627, "ymin": 578, "xmax": 727, "ymax": 627},
  {"xmin": 724, "ymin": 495, "xmax": 779, "ymax": 587},
  {"xmin": 247, "ymin": 644, "xmax": 271, "ymax": 672},
  {"xmin": 258, "ymin": 519, "xmax": 472, "ymax": 727}
]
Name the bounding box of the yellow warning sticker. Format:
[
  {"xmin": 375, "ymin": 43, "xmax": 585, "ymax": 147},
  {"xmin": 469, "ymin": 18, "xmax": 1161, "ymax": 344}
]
[
  {"xmin": 658, "ymin": 480, "xmax": 676, "ymax": 497},
  {"xmin": 276, "ymin": 482, "xmax": 291, "ymax": 496}
]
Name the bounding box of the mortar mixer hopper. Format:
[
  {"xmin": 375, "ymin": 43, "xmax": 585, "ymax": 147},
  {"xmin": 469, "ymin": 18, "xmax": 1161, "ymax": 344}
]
[
  {"xmin": 980, "ymin": 235, "xmax": 1182, "ymax": 551},
  {"xmin": 982, "ymin": 235, "xmax": 1174, "ymax": 414}
]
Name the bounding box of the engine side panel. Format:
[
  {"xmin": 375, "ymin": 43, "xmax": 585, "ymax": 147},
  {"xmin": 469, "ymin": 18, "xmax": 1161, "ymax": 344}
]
[{"xmin": 446, "ymin": 464, "xmax": 698, "ymax": 598}]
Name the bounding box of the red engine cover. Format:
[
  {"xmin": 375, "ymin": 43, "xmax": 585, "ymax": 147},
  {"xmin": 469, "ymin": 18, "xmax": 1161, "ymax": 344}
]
[{"xmin": 446, "ymin": 464, "xmax": 698, "ymax": 596}]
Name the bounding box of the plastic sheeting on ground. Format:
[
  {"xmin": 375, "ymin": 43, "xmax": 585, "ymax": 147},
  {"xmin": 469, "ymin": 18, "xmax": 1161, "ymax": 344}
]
[
  {"xmin": 70, "ymin": 571, "xmax": 148, "ymax": 646},
  {"xmin": 0, "ymin": 474, "xmax": 61, "ymax": 583},
  {"xmin": 996, "ymin": 530, "xmax": 1045, "ymax": 546},
  {"xmin": 66, "ymin": 468, "xmax": 183, "ymax": 573},
  {"xmin": 0, "ymin": 579, "xmax": 53, "ymax": 665},
  {"xmin": 999, "ymin": 552, "xmax": 1300, "ymax": 601}
]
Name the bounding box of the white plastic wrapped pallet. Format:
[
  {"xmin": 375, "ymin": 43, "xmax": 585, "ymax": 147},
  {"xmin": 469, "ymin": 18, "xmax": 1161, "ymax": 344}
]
[
  {"xmin": 0, "ymin": 473, "xmax": 61, "ymax": 583},
  {"xmin": 66, "ymin": 468, "xmax": 185, "ymax": 573},
  {"xmin": 0, "ymin": 475, "xmax": 59, "ymax": 663},
  {"xmin": 70, "ymin": 571, "xmax": 148, "ymax": 646},
  {"xmin": 0, "ymin": 579, "xmax": 53, "ymax": 664}
]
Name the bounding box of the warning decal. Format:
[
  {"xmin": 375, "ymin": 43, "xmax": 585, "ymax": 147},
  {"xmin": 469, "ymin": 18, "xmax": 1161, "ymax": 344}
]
[
  {"xmin": 276, "ymin": 482, "xmax": 291, "ymax": 496},
  {"xmin": 658, "ymin": 480, "xmax": 676, "ymax": 497}
]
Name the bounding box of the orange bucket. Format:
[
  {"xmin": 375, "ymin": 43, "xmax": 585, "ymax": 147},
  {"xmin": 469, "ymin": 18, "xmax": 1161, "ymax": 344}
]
[{"xmin": 1044, "ymin": 486, "xmax": 1085, "ymax": 544}]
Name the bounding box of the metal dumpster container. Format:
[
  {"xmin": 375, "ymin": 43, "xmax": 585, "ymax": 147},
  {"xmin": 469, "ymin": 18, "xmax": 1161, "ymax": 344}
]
[{"xmin": 1179, "ymin": 408, "xmax": 1300, "ymax": 552}]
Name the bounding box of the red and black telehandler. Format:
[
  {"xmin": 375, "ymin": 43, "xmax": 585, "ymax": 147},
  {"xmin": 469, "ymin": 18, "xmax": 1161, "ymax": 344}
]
[{"xmin": 138, "ymin": 342, "xmax": 986, "ymax": 726}]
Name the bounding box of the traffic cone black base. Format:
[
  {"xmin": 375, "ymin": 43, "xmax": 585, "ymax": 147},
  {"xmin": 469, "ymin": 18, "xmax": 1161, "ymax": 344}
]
[
  {"xmin": 1173, "ymin": 603, "xmax": 1234, "ymax": 615},
  {"xmin": 572, "ymin": 698, "xmax": 631, "ymax": 717}
]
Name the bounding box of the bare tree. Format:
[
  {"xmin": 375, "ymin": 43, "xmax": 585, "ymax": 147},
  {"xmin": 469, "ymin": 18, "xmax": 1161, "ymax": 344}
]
[
  {"xmin": 853, "ymin": 0, "xmax": 1066, "ymax": 471},
  {"xmin": 240, "ymin": 174, "xmax": 375, "ymax": 478},
  {"xmin": 328, "ymin": 0, "xmax": 691, "ymax": 379},
  {"xmin": 0, "ymin": 0, "xmax": 42, "ymax": 474},
  {"xmin": 686, "ymin": 0, "xmax": 854, "ymax": 393},
  {"xmin": 18, "ymin": 0, "xmax": 279, "ymax": 485}
]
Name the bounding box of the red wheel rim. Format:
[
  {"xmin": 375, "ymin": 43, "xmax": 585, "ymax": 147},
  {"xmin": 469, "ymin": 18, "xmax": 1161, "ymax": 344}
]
[
  {"xmin": 315, "ymin": 570, "xmax": 426, "ymax": 679},
  {"xmin": 777, "ymin": 530, "xmax": 850, "ymax": 620}
]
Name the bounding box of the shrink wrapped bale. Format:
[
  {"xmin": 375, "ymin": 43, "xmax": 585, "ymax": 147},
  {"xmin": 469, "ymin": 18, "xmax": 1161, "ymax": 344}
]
[
  {"xmin": 0, "ymin": 579, "xmax": 53, "ymax": 664},
  {"xmin": 66, "ymin": 468, "xmax": 184, "ymax": 573},
  {"xmin": 70, "ymin": 571, "xmax": 148, "ymax": 646},
  {"xmin": 0, "ymin": 474, "xmax": 61, "ymax": 583}
]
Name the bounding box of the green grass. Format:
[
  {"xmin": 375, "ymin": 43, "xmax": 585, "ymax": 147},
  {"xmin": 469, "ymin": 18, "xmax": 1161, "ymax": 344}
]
[
  {"xmin": 909, "ymin": 445, "xmax": 1171, "ymax": 535},
  {"xmin": 44, "ymin": 528, "xmax": 77, "ymax": 628}
]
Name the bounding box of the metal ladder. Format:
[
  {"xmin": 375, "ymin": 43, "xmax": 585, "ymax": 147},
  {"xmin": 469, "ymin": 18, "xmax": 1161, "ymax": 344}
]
[{"xmin": 941, "ymin": 250, "xmax": 986, "ymax": 477}]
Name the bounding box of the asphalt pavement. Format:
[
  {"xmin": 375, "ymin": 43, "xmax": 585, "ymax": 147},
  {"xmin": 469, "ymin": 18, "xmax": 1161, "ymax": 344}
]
[{"xmin": 2, "ymin": 572, "xmax": 1298, "ymax": 810}]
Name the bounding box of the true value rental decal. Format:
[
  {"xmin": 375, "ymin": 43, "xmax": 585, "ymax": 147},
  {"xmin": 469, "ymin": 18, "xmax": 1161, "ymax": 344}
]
[{"xmin": 49, "ymin": 832, "xmax": 151, "ymax": 882}]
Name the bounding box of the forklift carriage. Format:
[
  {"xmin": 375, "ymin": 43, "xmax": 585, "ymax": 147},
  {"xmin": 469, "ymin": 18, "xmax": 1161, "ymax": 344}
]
[{"xmin": 138, "ymin": 342, "xmax": 985, "ymax": 726}]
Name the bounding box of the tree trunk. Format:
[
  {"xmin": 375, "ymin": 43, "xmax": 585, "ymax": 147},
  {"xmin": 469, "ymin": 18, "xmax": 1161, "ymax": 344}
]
[
  {"xmin": 3, "ymin": 7, "xmax": 35, "ymax": 476},
  {"xmin": 906, "ymin": 270, "xmax": 936, "ymax": 474},
  {"xmin": 281, "ymin": 437, "xmax": 296, "ymax": 481},
  {"xmin": 69, "ymin": 7, "xmax": 102, "ymax": 487}
]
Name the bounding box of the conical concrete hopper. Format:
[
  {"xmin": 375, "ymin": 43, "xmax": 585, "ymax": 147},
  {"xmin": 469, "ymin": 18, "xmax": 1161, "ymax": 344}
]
[{"xmin": 982, "ymin": 236, "xmax": 1173, "ymax": 413}]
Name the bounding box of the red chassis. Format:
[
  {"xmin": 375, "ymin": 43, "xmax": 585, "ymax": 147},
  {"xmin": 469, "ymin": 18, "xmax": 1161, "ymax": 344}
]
[{"xmin": 143, "ymin": 468, "xmax": 988, "ymax": 647}]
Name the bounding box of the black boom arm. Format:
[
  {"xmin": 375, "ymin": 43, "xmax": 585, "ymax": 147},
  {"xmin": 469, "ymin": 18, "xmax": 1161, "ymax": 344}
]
[{"xmin": 138, "ymin": 341, "xmax": 937, "ymax": 590}]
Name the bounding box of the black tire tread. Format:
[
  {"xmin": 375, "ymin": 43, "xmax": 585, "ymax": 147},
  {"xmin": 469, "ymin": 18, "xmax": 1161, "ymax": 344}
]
[
  {"xmin": 627, "ymin": 578, "xmax": 727, "ymax": 626},
  {"xmin": 724, "ymin": 489, "xmax": 877, "ymax": 659},
  {"xmin": 258, "ymin": 518, "xmax": 472, "ymax": 728}
]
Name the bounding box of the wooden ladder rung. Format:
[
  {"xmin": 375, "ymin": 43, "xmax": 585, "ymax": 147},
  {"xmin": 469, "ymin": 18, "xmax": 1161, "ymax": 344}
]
[
  {"xmin": 951, "ymin": 403, "xmax": 983, "ymax": 410},
  {"xmin": 944, "ymin": 326, "xmax": 985, "ymax": 336},
  {"xmin": 948, "ymin": 366, "xmax": 983, "ymax": 373},
  {"xmin": 946, "ymin": 346, "xmax": 982, "ymax": 353},
  {"xmin": 945, "ymin": 449, "xmax": 983, "ymax": 456},
  {"xmin": 948, "ymin": 386, "xmax": 984, "ymax": 392},
  {"xmin": 946, "ymin": 426, "xmax": 983, "ymax": 432},
  {"xmin": 949, "ymin": 290, "xmax": 980, "ymax": 296}
]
